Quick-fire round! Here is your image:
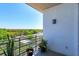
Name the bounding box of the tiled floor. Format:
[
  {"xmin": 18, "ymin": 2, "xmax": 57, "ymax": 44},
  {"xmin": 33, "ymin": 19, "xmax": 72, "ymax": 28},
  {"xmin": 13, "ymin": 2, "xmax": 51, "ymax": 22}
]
[
  {"xmin": 35, "ymin": 49, "xmax": 65, "ymax": 56},
  {"xmin": 23, "ymin": 48, "xmax": 65, "ymax": 56}
]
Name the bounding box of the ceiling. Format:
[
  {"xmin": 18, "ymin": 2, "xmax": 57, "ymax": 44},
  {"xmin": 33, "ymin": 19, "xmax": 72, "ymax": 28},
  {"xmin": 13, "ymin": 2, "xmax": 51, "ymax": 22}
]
[{"xmin": 27, "ymin": 3, "xmax": 61, "ymax": 12}]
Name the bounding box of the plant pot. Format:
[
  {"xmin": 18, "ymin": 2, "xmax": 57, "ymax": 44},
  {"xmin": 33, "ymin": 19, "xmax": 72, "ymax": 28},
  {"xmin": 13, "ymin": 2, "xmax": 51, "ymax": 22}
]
[
  {"xmin": 40, "ymin": 47, "xmax": 46, "ymax": 52},
  {"xmin": 26, "ymin": 48, "xmax": 33, "ymax": 56}
]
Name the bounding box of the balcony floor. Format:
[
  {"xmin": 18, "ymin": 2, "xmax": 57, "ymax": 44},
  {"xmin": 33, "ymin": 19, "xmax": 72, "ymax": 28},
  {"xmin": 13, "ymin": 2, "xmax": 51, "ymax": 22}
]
[{"xmin": 34, "ymin": 49, "xmax": 65, "ymax": 56}]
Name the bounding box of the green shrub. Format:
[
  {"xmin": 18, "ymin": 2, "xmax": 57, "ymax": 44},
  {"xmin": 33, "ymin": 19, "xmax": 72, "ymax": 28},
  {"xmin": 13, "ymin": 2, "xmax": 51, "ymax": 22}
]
[{"xmin": 27, "ymin": 35, "xmax": 33, "ymax": 39}]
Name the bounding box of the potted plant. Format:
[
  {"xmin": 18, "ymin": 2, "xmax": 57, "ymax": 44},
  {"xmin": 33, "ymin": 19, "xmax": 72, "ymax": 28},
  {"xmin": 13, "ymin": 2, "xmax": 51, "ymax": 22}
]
[
  {"xmin": 26, "ymin": 46, "xmax": 33, "ymax": 56},
  {"xmin": 1, "ymin": 35, "xmax": 14, "ymax": 56},
  {"xmin": 39, "ymin": 39, "xmax": 47, "ymax": 52}
]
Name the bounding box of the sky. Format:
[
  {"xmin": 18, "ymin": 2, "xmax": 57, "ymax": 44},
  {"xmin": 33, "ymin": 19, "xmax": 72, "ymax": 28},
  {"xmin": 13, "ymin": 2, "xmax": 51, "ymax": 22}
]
[{"xmin": 0, "ymin": 3, "xmax": 43, "ymax": 29}]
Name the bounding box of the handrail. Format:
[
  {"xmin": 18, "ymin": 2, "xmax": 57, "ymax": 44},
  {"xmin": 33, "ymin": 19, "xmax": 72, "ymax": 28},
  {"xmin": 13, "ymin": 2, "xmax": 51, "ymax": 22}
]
[{"xmin": 0, "ymin": 35, "xmax": 42, "ymax": 56}]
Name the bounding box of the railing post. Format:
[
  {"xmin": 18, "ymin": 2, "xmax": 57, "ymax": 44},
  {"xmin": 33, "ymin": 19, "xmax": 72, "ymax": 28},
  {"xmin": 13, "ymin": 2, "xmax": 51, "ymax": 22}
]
[
  {"xmin": 19, "ymin": 37, "xmax": 21, "ymax": 56},
  {"xmin": 35, "ymin": 35, "xmax": 37, "ymax": 52}
]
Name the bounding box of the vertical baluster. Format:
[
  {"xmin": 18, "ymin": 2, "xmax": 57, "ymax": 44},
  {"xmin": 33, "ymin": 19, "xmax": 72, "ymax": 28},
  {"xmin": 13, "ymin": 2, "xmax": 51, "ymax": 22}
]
[{"xmin": 19, "ymin": 38, "xmax": 20, "ymax": 55}]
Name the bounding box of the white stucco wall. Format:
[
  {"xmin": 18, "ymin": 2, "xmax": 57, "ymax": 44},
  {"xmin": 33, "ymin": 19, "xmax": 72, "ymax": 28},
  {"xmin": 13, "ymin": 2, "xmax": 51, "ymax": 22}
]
[
  {"xmin": 43, "ymin": 3, "xmax": 78, "ymax": 56},
  {"xmin": 78, "ymin": 4, "xmax": 79, "ymax": 55}
]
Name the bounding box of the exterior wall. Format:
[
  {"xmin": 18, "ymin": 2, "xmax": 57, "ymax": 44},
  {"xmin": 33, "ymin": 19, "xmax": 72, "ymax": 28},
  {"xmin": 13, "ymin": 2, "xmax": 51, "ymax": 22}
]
[
  {"xmin": 78, "ymin": 4, "xmax": 79, "ymax": 55},
  {"xmin": 43, "ymin": 3, "xmax": 78, "ymax": 56}
]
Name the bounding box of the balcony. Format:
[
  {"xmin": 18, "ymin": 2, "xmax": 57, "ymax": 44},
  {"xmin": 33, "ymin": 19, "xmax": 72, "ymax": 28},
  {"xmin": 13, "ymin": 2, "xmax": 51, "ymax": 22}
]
[{"xmin": 0, "ymin": 33, "xmax": 64, "ymax": 56}]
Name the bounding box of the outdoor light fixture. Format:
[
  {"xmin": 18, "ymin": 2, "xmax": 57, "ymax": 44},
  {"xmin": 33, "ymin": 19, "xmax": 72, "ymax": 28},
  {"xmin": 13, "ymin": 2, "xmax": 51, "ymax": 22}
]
[{"xmin": 52, "ymin": 19, "xmax": 56, "ymax": 24}]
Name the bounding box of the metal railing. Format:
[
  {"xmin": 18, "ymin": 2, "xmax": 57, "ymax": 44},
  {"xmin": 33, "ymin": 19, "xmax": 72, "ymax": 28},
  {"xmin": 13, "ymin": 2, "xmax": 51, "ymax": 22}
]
[
  {"xmin": 0, "ymin": 35, "xmax": 42, "ymax": 56},
  {"xmin": 0, "ymin": 40, "xmax": 28, "ymax": 56}
]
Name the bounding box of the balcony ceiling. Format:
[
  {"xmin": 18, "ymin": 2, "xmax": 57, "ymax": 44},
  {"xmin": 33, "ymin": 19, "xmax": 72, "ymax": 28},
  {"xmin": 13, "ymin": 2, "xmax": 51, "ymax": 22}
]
[{"xmin": 27, "ymin": 3, "xmax": 61, "ymax": 13}]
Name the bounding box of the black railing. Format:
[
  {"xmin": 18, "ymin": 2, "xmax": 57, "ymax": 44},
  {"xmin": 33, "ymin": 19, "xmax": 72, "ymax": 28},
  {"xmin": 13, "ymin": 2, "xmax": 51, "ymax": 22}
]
[
  {"xmin": 0, "ymin": 38, "xmax": 30, "ymax": 56},
  {"xmin": 0, "ymin": 35, "xmax": 42, "ymax": 56}
]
